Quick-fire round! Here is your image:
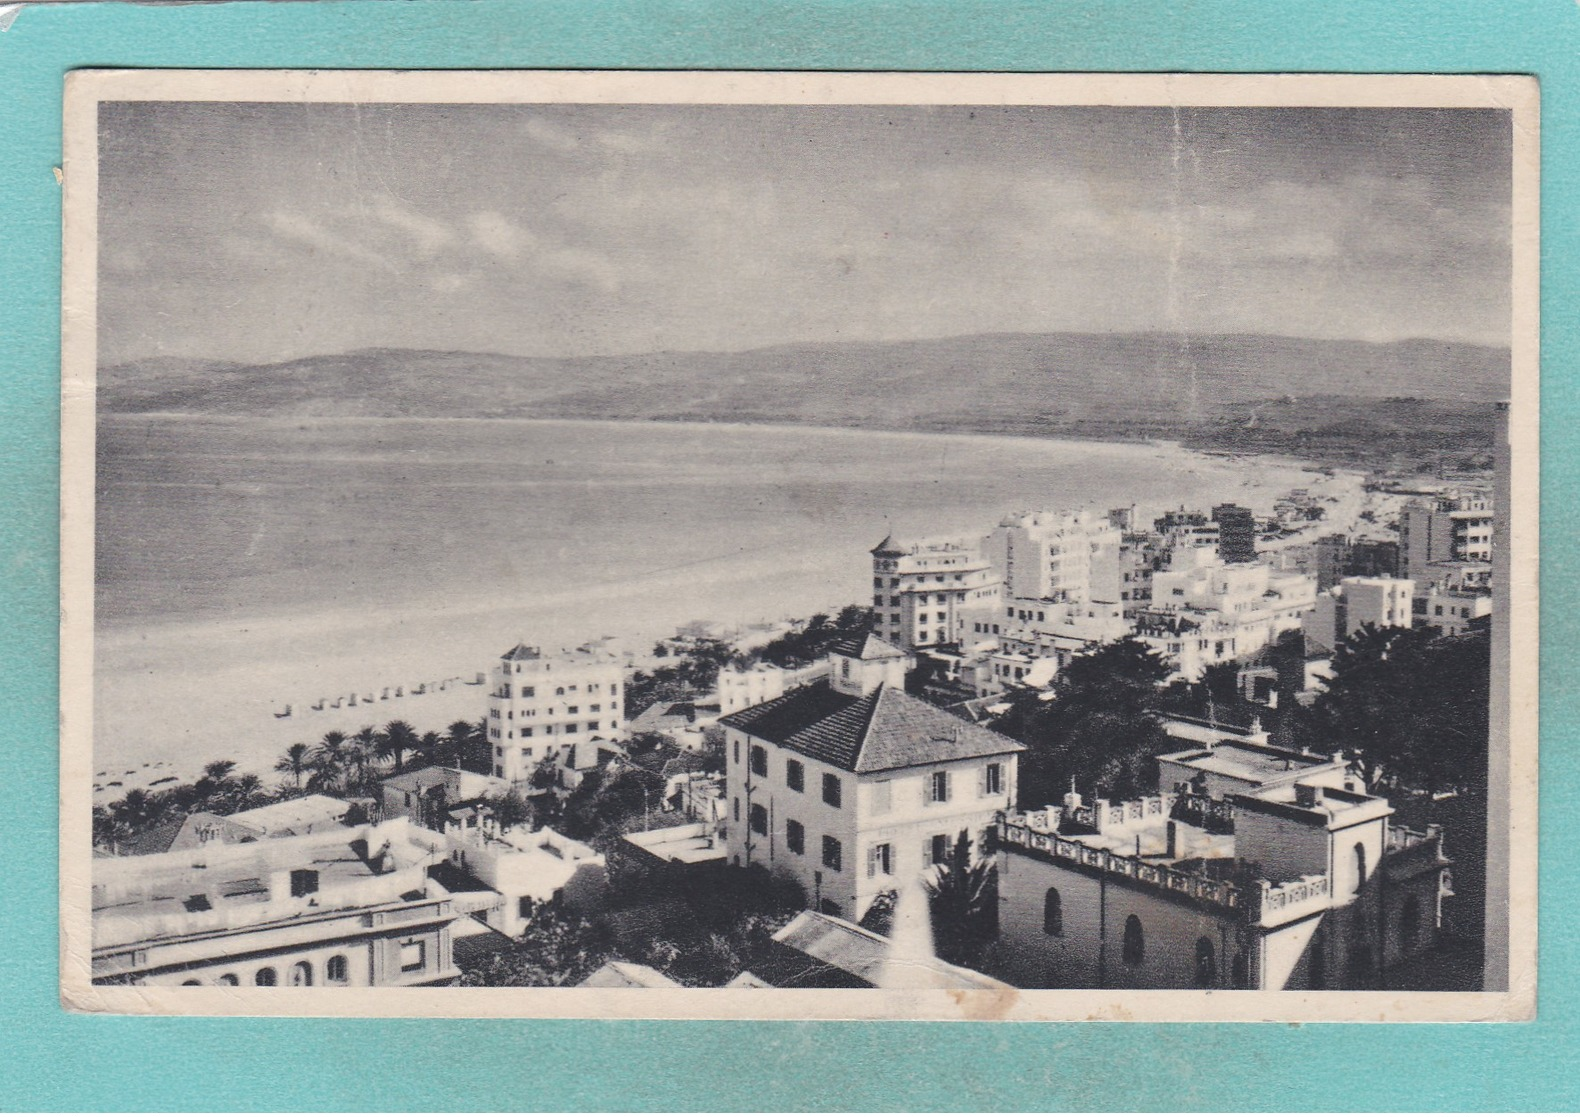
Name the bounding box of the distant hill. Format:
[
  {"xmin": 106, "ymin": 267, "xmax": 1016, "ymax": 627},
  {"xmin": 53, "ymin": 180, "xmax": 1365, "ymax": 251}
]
[{"xmin": 99, "ymin": 331, "xmax": 1507, "ymax": 470}]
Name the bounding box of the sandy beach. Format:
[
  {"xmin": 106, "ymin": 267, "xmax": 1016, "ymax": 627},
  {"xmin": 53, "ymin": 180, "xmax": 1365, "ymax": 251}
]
[{"xmin": 88, "ymin": 417, "xmax": 1340, "ymax": 800}]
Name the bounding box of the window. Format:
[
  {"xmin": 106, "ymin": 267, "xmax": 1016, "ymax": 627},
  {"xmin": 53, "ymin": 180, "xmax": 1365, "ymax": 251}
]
[
  {"xmin": 871, "ymin": 779, "xmax": 892, "ymax": 814},
  {"xmin": 1353, "ymin": 842, "xmax": 1368, "ymax": 896},
  {"xmin": 732, "ymin": 797, "xmax": 739, "ymax": 821},
  {"xmin": 867, "ymin": 842, "xmax": 893, "ymax": 878},
  {"xmin": 750, "ymin": 745, "xmax": 768, "ymax": 778},
  {"xmin": 983, "ymin": 763, "xmax": 1003, "ymax": 797},
  {"xmin": 1194, "ymin": 937, "xmax": 1216, "ymax": 988},
  {"xmin": 822, "ymin": 773, "xmax": 842, "ymax": 808},
  {"xmin": 1043, "ymin": 888, "xmax": 1063, "ymax": 936},
  {"xmin": 786, "ymin": 759, "xmax": 804, "ymax": 792},
  {"xmin": 567, "ymin": 705, "xmax": 579, "ymax": 714},
  {"xmin": 182, "ymin": 979, "xmax": 202, "ymax": 986},
  {"xmin": 732, "ymin": 740, "xmax": 739, "ymax": 765},
  {"xmin": 326, "ymin": 955, "xmax": 348, "ymax": 984},
  {"xmin": 555, "ymin": 687, "xmax": 565, "ymax": 696},
  {"xmin": 786, "ymin": 819, "xmax": 805, "ymax": 855},
  {"xmin": 494, "ymin": 765, "xmax": 504, "ymax": 777},
  {"xmin": 749, "ymin": 802, "xmax": 768, "ymax": 836},
  {"xmin": 822, "ymin": 835, "xmax": 843, "ymax": 872},
  {"xmin": 289, "ymin": 868, "xmax": 319, "ymax": 897},
  {"xmin": 1399, "ymin": 895, "xmax": 1422, "ymax": 949},
  {"xmin": 522, "ymin": 686, "xmax": 535, "ymax": 698},
  {"xmin": 217, "ymin": 973, "xmax": 239, "ymax": 986},
  {"xmin": 255, "ymin": 967, "xmax": 277, "ymax": 987},
  {"xmin": 1122, "ymin": 915, "xmax": 1144, "ymax": 966},
  {"xmin": 564, "ymin": 722, "xmax": 577, "ymax": 734},
  {"xmin": 929, "ymin": 833, "xmax": 949, "ymax": 865},
  {"xmin": 588, "ymin": 721, "xmax": 600, "ymax": 732},
  {"xmin": 928, "ymin": 770, "xmax": 951, "ymax": 804},
  {"xmin": 399, "ymin": 940, "xmax": 427, "ymax": 974},
  {"xmin": 290, "ymin": 961, "xmax": 313, "ymax": 987}
]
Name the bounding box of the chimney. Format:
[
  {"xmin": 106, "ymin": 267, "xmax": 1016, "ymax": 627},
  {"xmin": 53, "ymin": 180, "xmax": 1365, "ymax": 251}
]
[{"xmin": 1294, "ymin": 784, "xmax": 1324, "ymax": 809}]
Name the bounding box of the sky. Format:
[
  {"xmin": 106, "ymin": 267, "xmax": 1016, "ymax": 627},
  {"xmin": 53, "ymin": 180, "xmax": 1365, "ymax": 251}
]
[{"xmin": 97, "ymin": 101, "xmax": 1513, "ymax": 367}]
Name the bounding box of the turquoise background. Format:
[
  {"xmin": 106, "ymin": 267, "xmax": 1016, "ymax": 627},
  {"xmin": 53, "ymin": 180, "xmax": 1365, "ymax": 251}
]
[{"xmin": 1, "ymin": 1, "xmax": 1574, "ymax": 1110}]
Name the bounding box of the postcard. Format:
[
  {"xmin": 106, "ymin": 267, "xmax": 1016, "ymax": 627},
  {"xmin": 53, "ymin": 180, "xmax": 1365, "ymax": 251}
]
[{"xmin": 60, "ymin": 69, "xmax": 1538, "ymax": 1020}]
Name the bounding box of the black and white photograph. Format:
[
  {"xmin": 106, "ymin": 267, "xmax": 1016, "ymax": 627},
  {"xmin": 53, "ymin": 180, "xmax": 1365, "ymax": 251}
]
[{"xmin": 60, "ymin": 71, "xmax": 1538, "ymax": 1019}]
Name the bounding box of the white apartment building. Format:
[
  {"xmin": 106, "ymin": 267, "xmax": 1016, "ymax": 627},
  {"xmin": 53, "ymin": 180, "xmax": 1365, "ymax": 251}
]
[
  {"xmin": 485, "ymin": 643, "xmax": 626, "ymax": 786},
  {"xmin": 1416, "ymin": 585, "xmax": 1494, "ymax": 637},
  {"xmin": 871, "ymin": 535, "xmax": 1002, "ymax": 652},
  {"xmin": 1135, "ymin": 555, "xmax": 1317, "ymax": 680},
  {"xmin": 1305, "ymin": 576, "xmax": 1414, "ymax": 654},
  {"xmin": 716, "ymin": 661, "xmax": 827, "ymax": 715},
  {"xmin": 719, "ymin": 633, "xmax": 1023, "ymax": 922},
  {"xmin": 984, "ymin": 509, "xmax": 1125, "ymax": 604}
]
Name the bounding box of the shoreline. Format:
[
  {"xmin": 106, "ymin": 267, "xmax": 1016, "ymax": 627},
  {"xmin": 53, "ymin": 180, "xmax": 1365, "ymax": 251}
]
[{"xmin": 89, "ymin": 420, "xmax": 1343, "ymax": 800}]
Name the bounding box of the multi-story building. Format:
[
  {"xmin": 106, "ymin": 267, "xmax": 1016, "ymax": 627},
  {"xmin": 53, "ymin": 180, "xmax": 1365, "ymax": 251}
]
[
  {"xmin": 1211, "ymin": 503, "xmax": 1258, "ymax": 565},
  {"xmin": 870, "ymin": 535, "xmax": 1002, "ymax": 652},
  {"xmin": 484, "ymin": 643, "xmax": 626, "ymax": 786},
  {"xmin": 1136, "ymin": 555, "xmax": 1318, "ymax": 679},
  {"xmin": 1400, "ymin": 492, "xmax": 1495, "ymax": 583},
  {"xmin": 91, "ymin": 818, "xmax": 461, "ymax": 987},
  {"xmin": 718, "ymin": 633, "xmax": 1023, "ymax": 922},
  {"xmin": 994, "ymin": 742, "xmax": 1452, "ymax": 990},
  {"xmin": 381, "ymin": 765, "xmax": 514, "ymax": 831},
  {"xmin": 1305, "ymin": 575, "xmax": 1415, "ymax": 654},
  {"xmin": 984, "ymin": 510, "xmax": 1125, "ymax": 604},
  {"xmin": 717, "ymin": 661, "xmax": 827, "ymax": 714},
  {"xmin": 1416, "ymin": 585, "xmax": 1494, "ymax": 637}
]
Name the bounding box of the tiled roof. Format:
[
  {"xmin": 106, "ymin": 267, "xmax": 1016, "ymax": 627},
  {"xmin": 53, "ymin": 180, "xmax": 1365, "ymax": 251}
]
[
  {"xmin": 719, "ymin": 681, "xmax": 1022, "ymax": 774},
  {"xmin": 870, "ymin": 533, "xmax": 903, "ymax": 556},
  {"xmin": 500, "ymin": 642, "xmax": 542, "ymax": 661},
  {"xmin": 828, "ymin": 632, "xmax": 906, "ymax": 661}
]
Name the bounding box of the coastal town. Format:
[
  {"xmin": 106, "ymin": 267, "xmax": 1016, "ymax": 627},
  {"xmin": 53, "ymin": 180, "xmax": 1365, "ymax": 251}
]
[{"xmin": 91, "ymin": 438, "xmax": 1499, "ymax": 993}]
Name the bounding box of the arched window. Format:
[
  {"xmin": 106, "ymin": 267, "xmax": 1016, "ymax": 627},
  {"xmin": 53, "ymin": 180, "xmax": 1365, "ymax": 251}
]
[
  {"xmin": 326, "ymin": 955, "xmax": 349, "ymax": 984},
  {"xmin": 1353, "ymin": 842, "xmax": 1368, "ymax": 895},
  {"xmin": 217, "ymin": 974, "xmax": 239, "ymax": 986},
  {"xmin": 1399, "ymin": 895, "xmax": 1422, "ymax": 950},
  {"xmin": 254, "ymin": 967, "xmax": 277, "ymax": 987},
  {"xmin": 1121, "ymin": 914, "xmax": 1144, "ymax": 966},
  {"xmin": 181, "ymin": 979, "xmax": 202, "ymax": 986},
  {"xmin": 1194, "ymin": 937, "xmax": 1216, "ymax": 988},
  {"xmin": 1042, "ymin": 888, "xmax": 1064, "ymax": 936},
  {"xmin": 289, "ymin": 961, "xmax": 313, "ymax": 987}
]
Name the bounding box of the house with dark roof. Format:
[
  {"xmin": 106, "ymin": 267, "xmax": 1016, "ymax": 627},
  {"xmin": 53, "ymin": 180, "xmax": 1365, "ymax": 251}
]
[{"xmin": 719, "ymin": 633, "xmax": 1022, "ymax": 923}]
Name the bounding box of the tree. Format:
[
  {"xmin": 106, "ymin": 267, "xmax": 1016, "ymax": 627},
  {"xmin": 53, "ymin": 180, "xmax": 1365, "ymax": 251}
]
[
  {"xmin": 307, "ymin": 730, "xmax": 350, "ymax": 794},
  {"xmin": 377, "ymin": 719, "xmax": 420, "ymax": 774},
  {"xmin": 483, "ymin": 788, "xmax": 534, "ymax": 832},
  {"xmin": 1312, "ymin": 626, "xmax": 1490, "ymax": 796},
  {"xmin": 274, "ymin": 742, "xmax": 311, "ymax": 790},
  {"xmin": 345, "ymin": 726, "xmax": 379, "ymax": 793},
  {"xmin": 416, "ymin": 731, "xmax": 443, "ymax": 769},
  {"xmin": 924, "ymin": 830, "xmax": 998, "ymax": 968},
  {"xmin": 993, "ymin": 637, "xmax": 1173, "ymax": 805},
  {"xmin": 456, "ymin": 900, "xmax": 613, "ymax": 987}
]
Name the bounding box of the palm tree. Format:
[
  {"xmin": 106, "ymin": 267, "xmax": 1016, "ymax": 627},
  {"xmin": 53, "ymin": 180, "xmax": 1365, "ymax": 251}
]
[
  {"xmin": 345, "ymin": 726, "xmax": 379, "ymax": 794},
  {"xmin": 230, "ymin": 773, "xmax": 266, "ymax": 812},
  {"xmin": 308, "ymin": 730, "xmax": 349, "ymax": 794},
  {"xmin": 417, "ymin": 731, "xmax": 443, "ymax": 769},
  {"xmin": 445, "ymin": 720, "xmax": 476, "ymax": 769},
  {"xmin": 203, "ymin": 759, "xmax": 238, "ymax": 784},
  {"xmin": 275, "ymin": 742, "xmax": 312, "ymax": 789},
  {"xmin": 377, "ymin": 719, "xmax": 420, "ymax": 774},
  {"xmin": 924, "ymin": 830, "xmax": 998, "ymax": 967}
]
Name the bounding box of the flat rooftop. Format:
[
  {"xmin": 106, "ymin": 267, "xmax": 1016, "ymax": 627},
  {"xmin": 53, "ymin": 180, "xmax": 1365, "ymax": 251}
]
[
  {"xmin": 1159, "ymin": 740, "xmax": 1341, "ymax": 785},
  {"xmin": 622, "ymin": 822, "xmax": 727, "ymax": 865}
]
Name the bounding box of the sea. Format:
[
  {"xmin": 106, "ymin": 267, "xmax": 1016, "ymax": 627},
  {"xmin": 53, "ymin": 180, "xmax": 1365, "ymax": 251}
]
[{"xmin": 90, "ymin": 415, "xmax": 1318, "ymax": 793}]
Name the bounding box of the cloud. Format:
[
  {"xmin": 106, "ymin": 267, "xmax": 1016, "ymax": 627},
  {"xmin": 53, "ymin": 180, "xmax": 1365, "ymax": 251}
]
[
  {"xmin": 366, "ymin": 198, "xmax": 456, "ymax": 257},
  {"xmin": 466, "ymin": 210, "xmax": 536, "ymax": 260},
  {"xmin": 258, "ymin": 211, "xmax": 394, "ymax": 271}
]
